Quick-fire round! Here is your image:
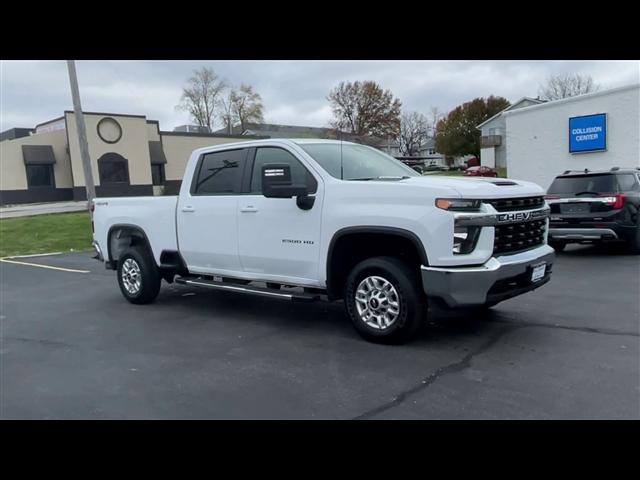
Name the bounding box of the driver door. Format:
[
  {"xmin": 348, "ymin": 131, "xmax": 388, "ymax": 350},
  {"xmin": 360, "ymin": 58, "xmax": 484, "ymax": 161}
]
[{"xmin": 237, "ymin": 146, "xmax": 323, "ymax": 284}]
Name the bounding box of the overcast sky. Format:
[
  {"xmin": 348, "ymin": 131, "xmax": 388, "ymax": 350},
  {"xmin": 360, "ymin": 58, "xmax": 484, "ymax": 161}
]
[{"xmin": 1, "ymin": 60, "xmax": 638, "ymax": 132}]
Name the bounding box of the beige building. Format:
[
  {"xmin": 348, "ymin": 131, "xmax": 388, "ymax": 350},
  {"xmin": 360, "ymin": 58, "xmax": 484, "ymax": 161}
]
[{"xmin": 0, "ymin": 111, "xmax": 265, "ymax": 205}]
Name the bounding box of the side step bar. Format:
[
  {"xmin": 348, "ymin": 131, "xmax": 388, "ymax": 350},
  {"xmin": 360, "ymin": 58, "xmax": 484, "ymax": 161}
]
[{"xmin": 174, "ymin": 277, "xmax": 323, "ymax": 302}]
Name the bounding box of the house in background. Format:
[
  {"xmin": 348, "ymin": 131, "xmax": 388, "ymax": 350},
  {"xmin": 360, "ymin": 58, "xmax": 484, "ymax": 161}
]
[
  {"xmin": 477, "ymin": 97, "xmax": 546, "ymax": 169},
  {"xmin": 388, "ymin": 138, "xmax": 467, "ymax": 169}
]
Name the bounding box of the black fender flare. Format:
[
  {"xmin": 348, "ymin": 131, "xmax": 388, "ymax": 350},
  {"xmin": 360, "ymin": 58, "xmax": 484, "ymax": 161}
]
[
  {"xmin": 106, "ymin": 224, "xmax": 154, "ymax": 268},
  {"xmin": 325, "ymin": 226, "xmax": 429, "ymax": 297}
]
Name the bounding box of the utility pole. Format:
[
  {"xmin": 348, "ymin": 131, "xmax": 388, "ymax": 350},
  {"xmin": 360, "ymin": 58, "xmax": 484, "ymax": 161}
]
[{"xmin": 66, "ymin": 60, "xmax": 96, "ymax": 209}]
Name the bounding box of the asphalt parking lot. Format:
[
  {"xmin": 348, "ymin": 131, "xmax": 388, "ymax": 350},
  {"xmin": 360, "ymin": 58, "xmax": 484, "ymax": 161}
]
[{"xmin": 1, "ymin": 245, "xmax": 638, "ymax": 419}]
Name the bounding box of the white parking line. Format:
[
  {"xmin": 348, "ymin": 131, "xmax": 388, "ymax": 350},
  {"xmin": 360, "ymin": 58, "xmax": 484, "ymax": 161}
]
[
  {"xmin": 0, "ymin": 253, "xmax": 90, "ymax": 273},
  {"xmin": 4, "ymin": 252, "xmax": 63, "ymax": 258}
]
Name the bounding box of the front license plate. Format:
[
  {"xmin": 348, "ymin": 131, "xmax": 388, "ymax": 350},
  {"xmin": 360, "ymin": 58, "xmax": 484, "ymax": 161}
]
[{"xmin": 531, "ymin": 263, "xmax": 546, "ymax": 282}]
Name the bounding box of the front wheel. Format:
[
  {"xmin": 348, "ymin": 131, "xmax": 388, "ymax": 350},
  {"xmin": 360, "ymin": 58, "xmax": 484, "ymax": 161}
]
[
  {"xmin": 344, "ymin": 256, "xmax": 425, "ymax": 344},
  {"xmin": 117, "ymin": 245, "xmax": 161, "ymax": 304}
]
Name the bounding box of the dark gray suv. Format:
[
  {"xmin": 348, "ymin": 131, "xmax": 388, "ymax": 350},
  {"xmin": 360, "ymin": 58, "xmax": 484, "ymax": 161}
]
[{"xmin": 545, "ymin": 167, "xmax": 640, "ymax": 253}]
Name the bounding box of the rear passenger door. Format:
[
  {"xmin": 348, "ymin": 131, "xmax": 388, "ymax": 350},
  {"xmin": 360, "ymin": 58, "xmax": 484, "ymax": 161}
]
[
  {"xmin": 177, "ymin": 148, "xmax": 249, "ymax": 275},
  {"xmin": 237, "ymin": 146, "xmax": 323, "ymax": 284}
]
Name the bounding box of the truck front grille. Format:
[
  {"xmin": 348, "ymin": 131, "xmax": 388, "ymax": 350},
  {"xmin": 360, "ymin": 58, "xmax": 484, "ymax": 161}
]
[
  {"xmin": 486, "ymin": 196, "xmax": 544, "ymax": 212},
  {"xmin": 494, "ymin": 219, "xmax": 546, "ymax": 255}
]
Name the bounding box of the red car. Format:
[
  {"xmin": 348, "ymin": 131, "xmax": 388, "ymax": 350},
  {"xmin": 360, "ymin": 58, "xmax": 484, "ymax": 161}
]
[{"xmin": 464, "ymin": 166, "xmax": 498, "ymax": 177}]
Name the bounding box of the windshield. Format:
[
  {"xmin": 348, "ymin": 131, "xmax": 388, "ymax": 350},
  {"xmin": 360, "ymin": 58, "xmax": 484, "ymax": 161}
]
[
  {"xmin": 547, "ymin": 174, "xmax": 618, "ymax": 195},
  {"xmin": 299, "ymin": 143, "xmax": 419, "ymax": 180}
]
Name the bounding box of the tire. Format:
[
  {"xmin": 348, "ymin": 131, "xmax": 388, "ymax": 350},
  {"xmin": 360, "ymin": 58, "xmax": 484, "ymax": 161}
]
[
  {"xmin": 344, "ymin": 256, "xmax": 425, "ymax": 344},
  {"xmin": 117, "ymin": 245, "xmax": 161, "ymax": 304},
  {"xmin": 550, "ymin": 240, "xmax": 566, "ymax": 253},
  {"xmin": 628, "ymin": 223, "xmax": 640, "ymax": 254}
]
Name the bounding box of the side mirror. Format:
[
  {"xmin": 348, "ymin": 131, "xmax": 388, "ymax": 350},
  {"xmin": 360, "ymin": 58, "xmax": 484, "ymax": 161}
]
[{"xmin": 262, "ymin": 163, "xmax": 308, "ymax": 198}]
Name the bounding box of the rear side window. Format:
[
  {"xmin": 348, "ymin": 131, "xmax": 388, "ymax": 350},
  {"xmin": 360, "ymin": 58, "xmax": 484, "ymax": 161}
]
[
  {"xmin": 192, "ymin": 149, "xmax": 247, "ymax": 195},
  {"xmin": 547, "ymin": 174, "xmax": 618, "ymax": 195},
  {"xmin": 250, "ymin": 147, "xmax": 317, "ymax": 193},
  {"xmin": 616, "ymin": 174, "xmax": 638, "ymax": 191}
]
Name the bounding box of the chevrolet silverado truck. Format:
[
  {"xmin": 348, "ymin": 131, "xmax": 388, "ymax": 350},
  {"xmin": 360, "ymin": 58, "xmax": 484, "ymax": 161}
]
[{"xmin": 92, "ymin": 139, "xmax": 554, "ymax": 343}]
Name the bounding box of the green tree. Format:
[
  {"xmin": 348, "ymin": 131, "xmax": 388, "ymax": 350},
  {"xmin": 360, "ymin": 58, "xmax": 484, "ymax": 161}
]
[{"xmin": 435, "ymin": 96, "xmax": 510, "ymax": 158}]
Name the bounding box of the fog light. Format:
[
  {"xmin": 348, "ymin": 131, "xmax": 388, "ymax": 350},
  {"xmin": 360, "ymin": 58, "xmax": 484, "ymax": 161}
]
[{"xmin": 453, "ymin": 226, "xmax": 480, "ymax": 254}]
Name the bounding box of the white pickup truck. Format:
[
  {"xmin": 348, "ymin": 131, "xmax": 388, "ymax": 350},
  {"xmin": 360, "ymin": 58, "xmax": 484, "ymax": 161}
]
[{"xmin": 92, "ymin": 139, "xmax": 554, "ymax": 343}]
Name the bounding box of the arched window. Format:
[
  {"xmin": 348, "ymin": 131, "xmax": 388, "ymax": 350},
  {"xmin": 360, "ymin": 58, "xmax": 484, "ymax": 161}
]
[{"xmin": 97, "ymin": 153, "xmax": 130, "ymax": 185}]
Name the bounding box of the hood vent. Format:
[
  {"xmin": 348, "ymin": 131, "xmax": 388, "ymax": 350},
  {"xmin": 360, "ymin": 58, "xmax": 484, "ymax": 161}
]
[{"xmin": 485, "ymin": 179, "xmax": 518, "ymax": 186}]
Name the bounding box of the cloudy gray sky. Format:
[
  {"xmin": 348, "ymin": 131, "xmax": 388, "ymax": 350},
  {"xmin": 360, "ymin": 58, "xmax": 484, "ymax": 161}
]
[{"xmin": 1, "ymin": 60, "xmax": 638, "ymax": 132}]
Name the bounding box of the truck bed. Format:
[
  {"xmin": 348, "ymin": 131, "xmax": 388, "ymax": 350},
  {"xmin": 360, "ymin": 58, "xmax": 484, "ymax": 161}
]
[{"xmin": 92, "ymin": 195, "xmax": 178, "ymax": 265}]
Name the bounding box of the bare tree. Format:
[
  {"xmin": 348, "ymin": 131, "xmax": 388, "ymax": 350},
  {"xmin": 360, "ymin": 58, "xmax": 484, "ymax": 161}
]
[
  {"xmin": 230, "ymin": 84, "xmax": 264, "ymax": 132},
  {"xmin": 398, "ymin": 111, "xmax": 428, "ymax": 156},
  {"xmin": 327, "ymin": 81, "xmax": 401, "ymax": 138},
  {"xmin": 218, "ymin": 88, "xmax": 238, "ymax": 135},
  {"xmin": 176, "ymin": 67, "xmax": 226, "ymax": 130},
  {"xmin": 427, "ymin": 106, "xmax": 443, "ymax": 138},
  {"xmin": 538, "ymin": 73, "xmax": 600, "ymax": 101}
]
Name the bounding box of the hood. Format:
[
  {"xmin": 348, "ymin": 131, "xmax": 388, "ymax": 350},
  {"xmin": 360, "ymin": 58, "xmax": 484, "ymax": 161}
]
[{"xmin": 400, "ymin": 175, "xmax": 545, "ymax": 199}]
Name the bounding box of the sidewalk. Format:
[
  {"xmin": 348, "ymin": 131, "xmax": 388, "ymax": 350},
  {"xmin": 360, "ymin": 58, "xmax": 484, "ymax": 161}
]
[{"xmin": 0, "ymin": 201, "xmax": 88, "ymax": 219}]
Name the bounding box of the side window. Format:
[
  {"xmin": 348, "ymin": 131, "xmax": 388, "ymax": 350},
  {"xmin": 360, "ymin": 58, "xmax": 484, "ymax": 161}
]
[
  {"xmin": 617, "ymin": 174, "xmax": 638, "ymax": 192},
  {"xmin": 192, "ymin": 149, "xmax": 247, "ymax": 195},
  {"xmin": 250, "ymin": 147, "xmax": 317, "ymax": 194}
]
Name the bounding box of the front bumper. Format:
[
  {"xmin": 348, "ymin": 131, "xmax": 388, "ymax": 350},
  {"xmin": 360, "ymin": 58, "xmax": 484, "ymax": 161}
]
[{"xmin": 421, "ymin": 244, "xmax": 555, "ymax": 307}]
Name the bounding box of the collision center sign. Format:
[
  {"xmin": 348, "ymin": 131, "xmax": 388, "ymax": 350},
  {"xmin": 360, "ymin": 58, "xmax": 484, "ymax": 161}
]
[{"xmin": 569, "ymin": 113, "xmax": 607, "ymax": 153}]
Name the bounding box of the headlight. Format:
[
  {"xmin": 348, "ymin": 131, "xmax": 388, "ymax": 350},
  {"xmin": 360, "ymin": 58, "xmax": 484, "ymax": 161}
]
[
  {"xmin": 453, "ymin": 226, "xmax": 480, "ymax": 254},
  {"xmin": 436, "ymin": 198, "xmax": 481, "ymax": 211}
]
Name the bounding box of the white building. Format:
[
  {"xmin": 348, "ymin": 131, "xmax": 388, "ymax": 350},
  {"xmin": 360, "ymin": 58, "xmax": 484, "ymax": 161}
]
[
  {"xmin": 477, "ymin": 97, "xmax": 546, "ymax": 169},
  {"xmin": 479, "ymin": 84, "xmax": 640, "ymax": 189}
]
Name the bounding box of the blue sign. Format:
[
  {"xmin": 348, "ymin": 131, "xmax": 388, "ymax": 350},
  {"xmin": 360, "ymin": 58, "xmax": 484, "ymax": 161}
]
[{"xmin": 569, "ymin": 113, "xmax": 607, "ymax": 153}]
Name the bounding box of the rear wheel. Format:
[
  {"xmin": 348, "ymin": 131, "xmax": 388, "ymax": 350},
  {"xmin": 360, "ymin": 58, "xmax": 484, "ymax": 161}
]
[
  {"xmin": 344, "ymin": 256, "xmax": 425, "ymax": 344},
  {"xmin": 628, "ymin": 222, "xmax": 640, "ymax": 254},
  {"xmin": 550, "ymin": 240, "xmax": 567, "ymax": 253},
  {"xmin": 117, "ymin": 245, "xmax": 161, "ymax": 304}
]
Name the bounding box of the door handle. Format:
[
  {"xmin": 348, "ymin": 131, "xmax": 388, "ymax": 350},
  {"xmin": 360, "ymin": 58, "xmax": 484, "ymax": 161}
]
[
  {"xmin": 240, "ymin": 205, "xmax": 258, "ymax": 213},
  {"xmin": 182, "ymin": 206, "xmax": 195, "ymax": 213}
]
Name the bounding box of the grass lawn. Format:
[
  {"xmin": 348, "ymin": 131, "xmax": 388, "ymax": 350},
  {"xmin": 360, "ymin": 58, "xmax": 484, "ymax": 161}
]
[{"xmin": 0, "ymin": 212, "xmax": 93, "ymax": 258}]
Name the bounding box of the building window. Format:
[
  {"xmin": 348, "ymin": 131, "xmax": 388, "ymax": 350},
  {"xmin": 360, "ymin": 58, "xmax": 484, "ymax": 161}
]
[
  {"xmin": 26, "ymin": 164, "xmax": 55, "ymax": 188},
  {"xmin": 151, "ymin": 164, "xmax": 166, "ymax": 186},
  {"xmin": 98, "ymin": 153, "xmax": 130, "ymax": 184}
]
